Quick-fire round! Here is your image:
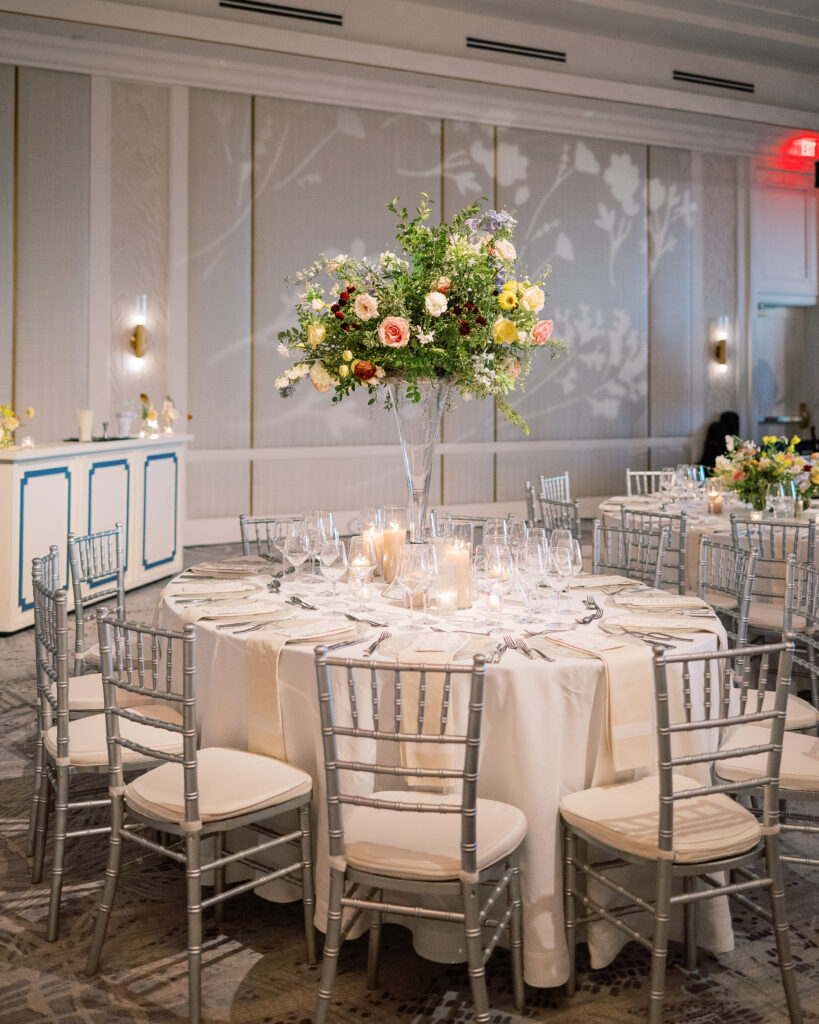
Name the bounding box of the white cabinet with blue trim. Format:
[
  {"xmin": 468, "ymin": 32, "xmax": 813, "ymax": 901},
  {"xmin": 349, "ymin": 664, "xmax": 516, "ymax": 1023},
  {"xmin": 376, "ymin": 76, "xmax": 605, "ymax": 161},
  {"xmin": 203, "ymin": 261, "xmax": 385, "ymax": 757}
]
[{"xmin": 0, "ymin": 435, "xmax": 191, "ymax": 633}]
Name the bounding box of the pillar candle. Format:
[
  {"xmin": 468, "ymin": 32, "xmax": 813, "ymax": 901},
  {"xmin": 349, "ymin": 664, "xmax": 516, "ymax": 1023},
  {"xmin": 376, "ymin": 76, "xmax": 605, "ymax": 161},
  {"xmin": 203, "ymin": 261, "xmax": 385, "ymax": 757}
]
[
  {"xmin": 382, "ymin": 522, "xmax": 406, "ymax": 584},
  {"xmin": 363, "ymin": 526, "xmax": 384, "ymax": 574},
  {"xmin": 445, "ymin": 541, "xmax": 472, "ymax": 609}
]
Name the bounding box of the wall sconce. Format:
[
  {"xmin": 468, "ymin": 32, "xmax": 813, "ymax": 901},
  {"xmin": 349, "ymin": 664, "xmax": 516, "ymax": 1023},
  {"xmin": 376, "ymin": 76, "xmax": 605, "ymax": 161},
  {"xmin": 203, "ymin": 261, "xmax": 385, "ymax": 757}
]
[
  {"xmin": 712, "ymin": 316, "xmax": 729, "ymax": 374},
  {"xmin": 130, "ymin": 294, "xmax": 147, "ymax": 358}
]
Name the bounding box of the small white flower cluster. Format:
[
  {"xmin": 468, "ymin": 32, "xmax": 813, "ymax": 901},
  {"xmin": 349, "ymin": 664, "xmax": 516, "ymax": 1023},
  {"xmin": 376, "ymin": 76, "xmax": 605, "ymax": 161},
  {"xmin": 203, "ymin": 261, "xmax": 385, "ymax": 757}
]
[{"xmin": 378, "ymin": 250, "xmax": 409, "ymax": 271}]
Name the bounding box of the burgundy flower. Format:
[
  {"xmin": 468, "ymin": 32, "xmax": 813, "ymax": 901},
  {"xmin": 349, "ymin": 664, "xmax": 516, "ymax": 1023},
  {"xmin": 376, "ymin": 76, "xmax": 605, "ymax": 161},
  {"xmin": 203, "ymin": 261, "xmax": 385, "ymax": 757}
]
[
  {"xmin": 330, "ymin": 303, "xmax": 340, "ymax": 313},
  {"xmin": 476, "ymin": 316, "xmax": 487, "ymax": 327},
  {"xmin": 460, "ymin": 322, "xmax": 470, "ymax": 335},
  {"xmin": 340, "ymin": 291, "xmax": 350, "ymax": 302},
  {"xmin": 342, "ymin": 323, "xmax": 351, "ymax": 331},
  {"xmin": 453, "ymin": 305, "xmax": 462, "ymax": 315},
  {"xmin": 335, "ymin": 311, "xmax": 345, "ymax": 319},
  {"xmin": 352, "ymin": 359, "xmax": 376, "ymax": 381}
]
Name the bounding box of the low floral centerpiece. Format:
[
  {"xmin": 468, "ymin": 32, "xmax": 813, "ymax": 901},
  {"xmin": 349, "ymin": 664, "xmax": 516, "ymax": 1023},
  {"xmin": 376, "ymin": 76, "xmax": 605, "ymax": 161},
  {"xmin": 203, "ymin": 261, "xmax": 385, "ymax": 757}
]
[
  {"xmin": 712, "ymin": 434, "xmax": 819, "ymax": 511},
  {"xmin": 1, "ymin": 403, "xmax": 34, "ymax": 448},
  {"xmin": 275, "ymin": 194, "xmax": 563, "ymax": 536}
]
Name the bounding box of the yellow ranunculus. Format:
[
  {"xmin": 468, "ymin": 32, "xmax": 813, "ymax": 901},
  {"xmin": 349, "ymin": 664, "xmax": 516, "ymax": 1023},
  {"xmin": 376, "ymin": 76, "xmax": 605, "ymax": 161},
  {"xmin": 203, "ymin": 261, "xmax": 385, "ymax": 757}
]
[
  {"xmin": 497, "ymin": 291, "xmax": 518, "ymax": 311},
  {"xmin": 338, "ymin": 364, "xmax": 349, "ymax": 377},
  {"xmin": 342, "ymin": 349, "xmax": 353, "ymax": 361},
  {"xmin": 502, "ymin": 279, "xmax": 519, "ymax": 293},
  {"xmin": 491, "ymin": 317, "xmax": 518, "ymax": 344},
  {"xmin": 307, "ymin": 323, "xmax": 326, "ymax": 348}
]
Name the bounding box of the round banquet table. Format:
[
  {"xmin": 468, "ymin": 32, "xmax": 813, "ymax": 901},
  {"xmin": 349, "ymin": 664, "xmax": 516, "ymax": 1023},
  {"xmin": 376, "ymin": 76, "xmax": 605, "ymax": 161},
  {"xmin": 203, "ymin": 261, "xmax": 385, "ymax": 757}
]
[{"xmin": 157, "ymin": 562, "xmax": 733, "ymax": 989}]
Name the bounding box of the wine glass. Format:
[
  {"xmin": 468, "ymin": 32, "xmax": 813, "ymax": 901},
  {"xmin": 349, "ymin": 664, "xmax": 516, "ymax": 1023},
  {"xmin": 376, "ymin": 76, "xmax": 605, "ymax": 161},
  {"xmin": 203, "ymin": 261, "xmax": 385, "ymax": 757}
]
[
  {"xmin": 544, "ymin": 545, "xmax": 572, "ymax": 616},
  {"xmin": 484, "ymin": 544, "xmax": 515, "ymax": 631},
  {"xmin": 397, "ymin": 541, "xmax": 438, "ymax": 626},
  {"xmin": 507, "ymin": 519, "xmax": 529, "ymax": 547},
  {"xmin": 319, "ymin": 535, "xmax": 347, "ymax": 602},
  {"xmin": 514, "ymin": 539, "xmax": 547, "ymax": 624},
  {"xmin": 347, "ymin": 535, "xmax": 376, "ymax": 610},
  {"xmin": 282, "ymin": 525, "xmax": 310, "ymax": 580},
  {"xmin": 483, "ymin": 518, "xmax": 508, "ymax": 546},
  {"xmin": 767, "ymin": 481, "xmax": 796, "ymax": 518},
  {"xmin": 303, "ymin": 511, "xmax": 334, "ymax": 579}
]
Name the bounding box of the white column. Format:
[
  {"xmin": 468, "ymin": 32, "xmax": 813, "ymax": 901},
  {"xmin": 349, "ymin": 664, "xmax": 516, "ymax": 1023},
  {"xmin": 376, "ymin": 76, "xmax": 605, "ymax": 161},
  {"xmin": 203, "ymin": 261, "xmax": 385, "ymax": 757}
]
[
  {"xmin": 88, "ymin": 76, "xmax": 112, "ymax": 420},
  {"xmin": 167, "ymin": 85, "xmax": 189, "ymax": 420}
]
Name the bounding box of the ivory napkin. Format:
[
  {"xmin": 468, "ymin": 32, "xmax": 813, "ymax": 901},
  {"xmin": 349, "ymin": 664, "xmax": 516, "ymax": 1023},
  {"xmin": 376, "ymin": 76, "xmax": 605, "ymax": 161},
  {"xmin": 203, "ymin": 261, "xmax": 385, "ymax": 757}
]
[
  {"xmin": 601, "ymin": 495, "xmax": 657, "ymax": 507},
  {"xmin": 163, "ymin": 579, "xmax": 266, "ymax": 599},
  {"xmin": 245, "ymin": 617, "xmax": 357, "ymax": 759},
  {"xmin": 612, "ymin": 593, "xmax": 708, "ymax": 610},
  {"xmin": 547, "ymin": 631, "xmax": 655, "ymax": 773},
  {"xmin": 184, "ymin": 561, "xmax": 264, "ymax": 577},
  {"xmin": 569, "ymin": 574, "xmax": 635, "ymax": 590}
]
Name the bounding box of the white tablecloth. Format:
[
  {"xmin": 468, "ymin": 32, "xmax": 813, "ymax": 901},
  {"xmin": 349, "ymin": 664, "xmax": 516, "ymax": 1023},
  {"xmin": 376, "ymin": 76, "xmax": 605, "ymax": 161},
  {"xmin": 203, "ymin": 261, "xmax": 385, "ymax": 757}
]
[{"xmin": 159, "ymin": 570, "xmax": 732, "ymax": 988}]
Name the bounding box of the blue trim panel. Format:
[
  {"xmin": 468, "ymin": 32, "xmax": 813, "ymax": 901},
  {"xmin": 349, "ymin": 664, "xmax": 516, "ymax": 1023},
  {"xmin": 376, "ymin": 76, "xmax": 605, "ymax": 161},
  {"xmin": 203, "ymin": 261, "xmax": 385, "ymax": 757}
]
[
  {"xmin": 87, "ymin": 458, "xmax": 131, "ymax": 587},
  {"xmin": 142, "ymin": 452, "xmax": 178, "ymax": 570},
  {"xmin": 18, "ymin": 466, "xmax": 71, "ymax": 611}
]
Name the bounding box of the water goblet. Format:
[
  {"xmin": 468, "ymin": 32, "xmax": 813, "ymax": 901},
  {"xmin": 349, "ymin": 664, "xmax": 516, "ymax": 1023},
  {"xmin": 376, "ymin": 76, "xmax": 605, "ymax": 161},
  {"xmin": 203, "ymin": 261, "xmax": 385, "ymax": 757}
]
[
  {"xmin": 282, "ymin": 526, "xmax": 310, "ymax": 581},
  {"xmin": 397, "ymin": 541, "xmax": 437, "ymax": 627},
  {"xmin": 319, "ymin": 535, "xmax": 347, "ymax": 602},
  {"xmin": 347, "ymin": 535, "xmax": 377, "ymax": 610},
  {"xmin": 544, "ymin": 546, "xmax": 572, "ymax": 616}
]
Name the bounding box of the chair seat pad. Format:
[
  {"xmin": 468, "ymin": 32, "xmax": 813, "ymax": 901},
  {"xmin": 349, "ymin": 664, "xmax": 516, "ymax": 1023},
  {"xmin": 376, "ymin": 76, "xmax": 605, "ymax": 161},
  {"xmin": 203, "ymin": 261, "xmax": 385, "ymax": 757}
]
[
  {"xmin": 774, "ymin": 691, "xmax": 818, "ymax": 731},
  {"xmin": 343, "ymin": 791, "xmax": 528, "ymax": 880},
  {"xmin": 747, "ymin": 600, "xmax": 793, "ymax": 633},
  {"xmin": 66, "ymin": 672, "xmax": 153, "ymax": 711},
  {"xmin": 125, "ymin": 747, "xmax": 312, "ymax": 824},
  {"xmin": 79, "ymin": 642, "xmax": 101, "ymax": 671},
  {"xmin": 692, "ymin": 589, "xmax": 738, "ymax": 612},
  {"xmin": 560, "ymin": 773, "xmax": 760, "ymax": 863},
  {"xmin": 44, "ymin": 704, "xmax": 184, "ymax": 767},
  {"xmin": 716, "ymin": 725, "xmax": 819, "ymax": 792}
]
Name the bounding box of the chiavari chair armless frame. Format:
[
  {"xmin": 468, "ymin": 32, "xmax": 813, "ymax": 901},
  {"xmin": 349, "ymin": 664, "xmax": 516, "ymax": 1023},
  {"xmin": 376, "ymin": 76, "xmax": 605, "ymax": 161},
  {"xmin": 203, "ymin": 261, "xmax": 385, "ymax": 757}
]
[
  {"xmin": 539, "ymin": 471, "xmax": 571, "ymax": 503},
  {"xmin": 238, "ymin": 513, "xmax": 302, "ymax": 557},
  {"xmin": 538, "ymin": 495, "xmax": 582, "ymax": 542},
  {"xmin": 561, "ymin": 639, "xmax": 801, "ymax": 1024},
  {"xmin": 86, "ymin": 610, "xmax": 317, "ymax": 1024},
  {"xmin": 626, "ymin": 468, "xmax": 665, "ymax": 496},
  {"xmin": 429, "ymin": 510, "xmax": 514, "ymax": 546},
  {"xmin": 524, "ymin": 480, "xmax": 541, "ymax": 526},
  {"xmin": 312, "ymin": 649, "xmax": 526, "ymax": 1024},
  {"xmin": 67, "ymin": 522, "xmax": 126, "ymax": 675},
  {"xmin": 784, "ymin": 555, "xmax": 819, "ymax": 710},
  {"xmin": 729, "ymin": 514, "xmax": 817, "ymax": 614},
  {"xmin": 591, "ymin": 519, "xmax": 669, "ymax": 588},
  {"xmin": 622, "ymin": 507, "xmax": 688, "ymax": 594}
]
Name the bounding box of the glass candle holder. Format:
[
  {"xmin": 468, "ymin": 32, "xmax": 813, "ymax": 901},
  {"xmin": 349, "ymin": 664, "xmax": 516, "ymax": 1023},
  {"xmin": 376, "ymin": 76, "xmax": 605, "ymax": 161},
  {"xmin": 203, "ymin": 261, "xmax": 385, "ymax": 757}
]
[
  {"xmin": 381, "ymin": 505, "xmax": 408, "ymax": 584},
  {"xmin": 435, "ymin": 560, "xmax": 458, "ymax": 615},
  {"xmin": 444, "ymin": 521, "xmax": 473, "ymax": 609},
  {"xmin": 359, "ymin": 506, "xmax": 384, "ymax": 575}
]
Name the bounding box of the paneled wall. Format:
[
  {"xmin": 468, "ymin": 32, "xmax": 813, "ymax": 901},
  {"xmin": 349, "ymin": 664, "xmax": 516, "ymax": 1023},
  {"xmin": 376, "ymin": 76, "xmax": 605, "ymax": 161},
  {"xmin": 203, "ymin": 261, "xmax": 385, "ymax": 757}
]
[{"xmin": 1, "ymin": 67, "xmax": 746, "ymax": 541}]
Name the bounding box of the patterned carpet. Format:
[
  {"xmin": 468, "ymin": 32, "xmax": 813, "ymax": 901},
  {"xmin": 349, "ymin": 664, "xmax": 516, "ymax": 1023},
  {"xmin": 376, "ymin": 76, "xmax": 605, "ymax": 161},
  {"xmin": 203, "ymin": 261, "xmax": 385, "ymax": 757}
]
[{"xmin": 1, "ymin": 545, "xmax": 818, "ymax": 1023}]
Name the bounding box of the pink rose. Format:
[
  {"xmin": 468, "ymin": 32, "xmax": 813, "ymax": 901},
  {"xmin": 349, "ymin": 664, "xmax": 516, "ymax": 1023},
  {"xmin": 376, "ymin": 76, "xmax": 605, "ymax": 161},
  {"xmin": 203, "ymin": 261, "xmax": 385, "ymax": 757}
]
[
  {"xmin": 378, "ymin": 316, "xmax": 410, "ymax": 348},
  {"xmin": 531, "ymin": 319, "xmax": 553, "ymax": 346}
]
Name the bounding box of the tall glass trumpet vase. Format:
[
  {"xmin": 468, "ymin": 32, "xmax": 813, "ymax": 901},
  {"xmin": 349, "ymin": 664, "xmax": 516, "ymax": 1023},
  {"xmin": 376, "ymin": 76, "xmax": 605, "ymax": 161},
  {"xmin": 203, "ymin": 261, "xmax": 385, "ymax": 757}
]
[{"xmin": 389, "ymin": 379, "xmax": 448, "ymax": 542}]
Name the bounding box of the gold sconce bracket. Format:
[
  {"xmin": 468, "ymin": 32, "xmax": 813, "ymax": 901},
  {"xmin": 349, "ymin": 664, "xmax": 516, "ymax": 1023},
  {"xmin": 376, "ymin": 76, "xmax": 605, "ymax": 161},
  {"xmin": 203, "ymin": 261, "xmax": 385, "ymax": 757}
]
[
  {"xmin": 130, "ymin": 324, "xmax": 147, "ymax": 358},
  {"xmin": 714, "ymin": 338, "xmax": 726, "ymax": 365}
]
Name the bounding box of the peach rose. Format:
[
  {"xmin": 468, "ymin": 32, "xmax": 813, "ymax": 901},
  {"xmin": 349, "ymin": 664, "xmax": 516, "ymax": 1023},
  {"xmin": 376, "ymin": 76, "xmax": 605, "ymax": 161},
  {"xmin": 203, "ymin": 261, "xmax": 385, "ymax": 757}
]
[
  {"xmin": 378, "ymin": 316, "xmax": 410, "ymax": 348},
  {"xmin": 531, "ymin": 319, "xmax": 553, "ymax": 346},
  {"xmin": 500, "ymin": 357, "xmax": 522, "ymax": 379},
  {"xmin": 354, "ymin": 293, "xmax": 378, "ymax": 321},
  {"xmin": 435, "ymin": 276, "xmax": 451, "ymax": 294}
]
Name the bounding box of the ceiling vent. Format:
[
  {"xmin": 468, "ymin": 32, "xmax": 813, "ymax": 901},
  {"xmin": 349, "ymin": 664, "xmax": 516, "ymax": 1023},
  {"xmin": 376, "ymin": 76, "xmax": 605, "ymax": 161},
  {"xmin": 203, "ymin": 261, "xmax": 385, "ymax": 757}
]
[
  {"xmin": 466, "ymin": 36, "xmax": 566, "ymax": 64},
  {"xmin": 672, "ymin": 70, "xmax": 754, "ymax": 94},
  {"xmin": 218, "ymin": 1, "xmax": 342, "ymax": 26}
]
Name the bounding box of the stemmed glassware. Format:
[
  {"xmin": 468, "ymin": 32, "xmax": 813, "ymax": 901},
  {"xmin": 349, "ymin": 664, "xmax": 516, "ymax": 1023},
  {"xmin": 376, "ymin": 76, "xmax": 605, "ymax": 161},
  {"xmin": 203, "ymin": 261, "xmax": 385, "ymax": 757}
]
[
  {"xmin": 318, "ymin": 535, "xmax": 348, "ymax": 602},
  {"xmin": 282, "ymin": 524, "xmax": 310, "ymax": 580},
  {"xmin": 303, "ymin": 511, "xmax": 335, "ymax": 580},
  {"xmin": 347, "ymin": 535, "xmax": 377, "ymax": 611},
  {"xmin": 767, "ymin": 481, "xmax": 796, "ymax": 518},
  {"xmin": 474, "ymin": 544, "xmax": 514, "ymax": 631},
  {"xmin": 397, "ymin": 541, "xmax": 438, "ymax": 627},
  {"xmin": 544, "ymin": 545, "xmax": 572, "ymax": 616},
  {"xmin": 514, "ymin": 539, "xmax": 547, "ymax": 624}
]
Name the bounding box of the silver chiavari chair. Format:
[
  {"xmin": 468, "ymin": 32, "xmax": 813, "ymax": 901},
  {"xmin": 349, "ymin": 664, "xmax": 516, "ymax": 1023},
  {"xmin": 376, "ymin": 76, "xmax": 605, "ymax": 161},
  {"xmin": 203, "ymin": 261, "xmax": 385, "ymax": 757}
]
[
  {"xmin": 539, "ymin": 470, "xmax": 571, "ymax": 503},
  {"xmin": 591, "ymin": 518, "xmax": 669, "ymax": 588},
  {"xmin": 525, "ymin": 480, "xmax": 541, "ymax": 527},
  {"xmin": 30, "ymin": 561, "xmax": 183, "ymax": 941},
  {"xmin": 238, "ymin": 512, "xmax": 301, "ymax": 558},
  {"xmin": 87, "ymin": 610, "xmax": 317, "ymax": 1024},
  {"xmin": 622, "ymin": 507, "xmax": 688, "ymax": 594},
  {"xmin": 429, "ymin": 509, "xmax": 514, "ymax": 546},
  {"xmin": 312, "ymin": 648, "xmax": 526, "ymax": 1024},
  {"xmin": 562, "ymin": 638, "xmax": 802, "ymax": 1024},
  {"xmin": 68, "ymin": 522, "xmax": 126, "ymax": 675},
  {"xmin": 784, "ymin": 555, "xmax": 819, "ymax": 713},
  {"xmin": 539, "ymin": 495, "xmax": 582, "ymax": 542},
  {"xmin": 625, "ymin": 468, "xmax": 664, "ymax": 496},
  {"xmin": 730, "ymin": 513, "xmax": 818, "ymax": 636}
]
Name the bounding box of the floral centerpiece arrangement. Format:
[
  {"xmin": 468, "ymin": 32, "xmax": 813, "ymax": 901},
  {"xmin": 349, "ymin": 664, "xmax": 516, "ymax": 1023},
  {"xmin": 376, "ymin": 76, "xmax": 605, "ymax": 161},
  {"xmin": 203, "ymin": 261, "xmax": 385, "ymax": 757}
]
[
  {"xmin": 712, "ymin": 434, "xmax": 819, "ymax": 511},
  {"xmin": 1, "ymin": 403, "xmax": 34, "ymax": 448},
  {"xmin": 275, "ymin": 194, "xmax": 563, "ymax": 433}
]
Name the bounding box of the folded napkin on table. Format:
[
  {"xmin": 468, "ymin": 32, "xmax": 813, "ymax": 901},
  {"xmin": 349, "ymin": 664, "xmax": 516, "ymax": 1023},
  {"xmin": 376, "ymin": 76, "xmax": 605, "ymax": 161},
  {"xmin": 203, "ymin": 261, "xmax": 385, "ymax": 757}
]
[
  {"xmin": 545, "ymin": 630, "xmax": 655, "ymax": 774},
  {"xmin": 600, "ymin": 495, "xmax": 658, "ymax": 507},
  {"xmin": 611, "ymin": 592, "xmax": 708, "ymax": 610},
  {"xmin": 163, "ymin": 579, "xmax": 266, "ymax": 599},
  {"xmin": 183, "ymin": 561, "xmax": 266, "ymax": 577},
  {"xmin": 569, "ymin": 574, "xmax": 637, "ymax": 590},
  {"xmin": 245, "ymin": 617, "xmax": 358, "ymax": 759},
  {"xmin": 602, "ymin": 614, "xmax": 725, "ymax": 644}
]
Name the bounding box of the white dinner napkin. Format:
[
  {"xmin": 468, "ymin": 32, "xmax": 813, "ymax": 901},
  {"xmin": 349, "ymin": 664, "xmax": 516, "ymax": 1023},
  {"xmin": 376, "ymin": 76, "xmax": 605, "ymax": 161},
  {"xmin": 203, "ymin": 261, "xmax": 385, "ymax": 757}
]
[
  {"xmin": 183, "ymin": 561, "xmax": 265, "ymax": 578},
  {"xmin": 602, "ymin": 615, "xmax": 725, "ymax": 644},
  {"xmin": 546, "ymin": 630, "xmax": 655, "ymax": 773},
  {"xmin": 163, "ymin": 579, "xmax": 266, "ymax": 599},
  {"xmin": 600, "ymin": 495, "xmax": 658, "ymax": 508},
  {"xmin": 245, "ymin": 616, "xmax": 358, "ymax": 759},
  {"xmin": 569, "ymin": 574, "xmax": 636, "ymax": 590},
  {"xmin": 611, "ymin": 592, "xmax": 708, "ymax": 610}
]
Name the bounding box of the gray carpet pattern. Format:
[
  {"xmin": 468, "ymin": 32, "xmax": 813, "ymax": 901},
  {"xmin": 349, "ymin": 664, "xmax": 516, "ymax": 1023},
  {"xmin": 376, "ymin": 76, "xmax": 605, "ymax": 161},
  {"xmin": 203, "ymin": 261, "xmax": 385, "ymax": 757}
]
[{"xmin": 1, "ymin": 544, "xmax": 818, "ymax": 1023}]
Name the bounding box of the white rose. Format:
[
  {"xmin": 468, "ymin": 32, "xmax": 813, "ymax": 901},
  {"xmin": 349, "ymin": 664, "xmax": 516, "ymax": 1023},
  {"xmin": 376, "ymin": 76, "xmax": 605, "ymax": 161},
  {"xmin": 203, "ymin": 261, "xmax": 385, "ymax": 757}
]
[
  {"xmin": 275, "ymin": 376, "xmax": 289, "ymax": 389},
  {"xmin": 354, "ymin": 293, "xmax": 379, "ymax": 321},
  {"xmin": 311, "ymin": 297, "xmax": 324, "ymax": 311},
  {"xmin": 494, "ymin": 238, "xmax": 516, "ymax": 261},
  {"xmin": 520, "ymin": 285, "xmax": 545, "ymax": 312},
  {"xmin": 310, "ymin": 362, "xmax": 335, "ymax": 393},
  {"xmin": 425, "ymin": 291, "xmax": 448, "ymax": 317}
]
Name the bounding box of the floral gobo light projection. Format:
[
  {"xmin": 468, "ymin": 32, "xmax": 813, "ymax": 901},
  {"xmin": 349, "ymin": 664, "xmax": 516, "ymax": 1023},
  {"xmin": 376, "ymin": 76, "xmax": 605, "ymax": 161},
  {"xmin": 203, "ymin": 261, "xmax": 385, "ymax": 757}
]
[{"xmin": 275, "ymin": 195, "xmax": 563, "ymax": 433}]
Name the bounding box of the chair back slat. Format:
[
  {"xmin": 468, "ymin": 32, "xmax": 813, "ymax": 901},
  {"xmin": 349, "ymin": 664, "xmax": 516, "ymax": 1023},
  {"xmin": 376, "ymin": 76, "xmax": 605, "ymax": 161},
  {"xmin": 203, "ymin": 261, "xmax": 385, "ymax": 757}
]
[
  {"xmin": 652, "ymin": 638, "xmax": 795, "ymax": 855},
  {"xmin": 32, "ymin": 557, "xmax": 71, "ymax": 754},
  {"xmin": 730, "ymin": 514, "xmax": 817, "ymax": 605},
  {"xmin": 314, "ymin": 650, "xmax": 487, "ymax": 877},
  {"xmin": 538, "ymin": 496, "xmax": 582, "ymax": 541},
  {"xmin": 592, "ymin": 519, "xmax": 669, "ymax": 588},
  {"xmin": 622, "ymin": 508, "xmax": 688, "ymax": 593},
  {"xmin": 429, "ymin": 510, "xmax": 514, "ymax": 546},
  {"xmin": 96, "ymin": 610, "xmax": 193, "ymax": 812},
  {"xmin": 238, "ymin": 513, "xmax": 301, "ymax": 557},
  {"xmin": 539, "ymin": 471, "xmax": 571, "ymax": 503},
  {"xmin": 784, "ymin": 555, "xmax": 819, "ymax": 709},
  {"xmin": 68, "ymin": 523, "xmax": 126, "ymax": 675}
]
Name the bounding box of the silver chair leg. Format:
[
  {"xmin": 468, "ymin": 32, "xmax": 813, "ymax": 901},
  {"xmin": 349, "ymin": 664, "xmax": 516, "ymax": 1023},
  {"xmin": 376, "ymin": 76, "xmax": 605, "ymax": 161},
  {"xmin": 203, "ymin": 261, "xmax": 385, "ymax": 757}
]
[
  {"xmin": 462, "ymin": 880, "xmax": 491, "ymax": 1024},
  {"xmin": 46, "ymin": 766, "xmax": 70, "ymax": 941},
  {"xmin": 26, "ymin": 733, "xmax": 45, "ymax": 858},
  {"xmin": 213, "ymin": 833, "xmax": 225, "ymax": 930},
  {"xmin": 509, "ymin": 851, "xmax": 525, "ymax": 1011},
  {"xmin": 766, "ymin": 836, "xmax": 803, "ymax": 1023},
  {"xmin": 314, "ymin": 867, "xmax": 346, "ymax": 1024},
  {"xmin": 563, "ymin": 826, "xmax": 577, "ymax": 997},
  {"xmin": 185, "ymin": 831, "xmax": 203, "ymax": 1024},
  {"xmin": 366, "ymin": 903, "xmax": 382, "ymax": 990},
  {"xmin": 683, "ymin": 876, "xmax": 697, "ymax": 971},
  {"xmin": 31, "ymin": 771, "xmax": 51, "ymax": 885},
  {"xmin": 86, "ymin": 793, "xmax": 124, "ymax": 975},
  {"xmin": 647, "ymin": 857, "xmax": 673, "ymax": 1024},
  {"xmin": 299, "ymin": 803, "xmax": 317, "ymax": 965}
]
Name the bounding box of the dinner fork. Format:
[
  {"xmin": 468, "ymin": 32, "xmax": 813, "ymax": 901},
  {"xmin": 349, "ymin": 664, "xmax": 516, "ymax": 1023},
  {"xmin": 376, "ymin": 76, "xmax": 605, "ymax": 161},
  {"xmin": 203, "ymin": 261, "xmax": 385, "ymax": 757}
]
[
  {"xmin": 344, "ymin": 612, "xmax": 389, "ymax": 628},
  {"xmin": 503, "ymin": 634, "xmax": 536, "ymax": 659},
  {"xmin": 363, "ymin": 630, "xmax": 391, "ymax": 657}
]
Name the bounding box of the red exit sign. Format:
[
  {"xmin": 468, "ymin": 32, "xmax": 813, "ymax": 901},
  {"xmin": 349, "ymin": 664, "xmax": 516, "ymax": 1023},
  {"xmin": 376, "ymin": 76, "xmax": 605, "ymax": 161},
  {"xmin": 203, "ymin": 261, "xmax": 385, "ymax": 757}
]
[{"xmin": 785, "ymin": 135, "xmax": 818, "ymax": 159}]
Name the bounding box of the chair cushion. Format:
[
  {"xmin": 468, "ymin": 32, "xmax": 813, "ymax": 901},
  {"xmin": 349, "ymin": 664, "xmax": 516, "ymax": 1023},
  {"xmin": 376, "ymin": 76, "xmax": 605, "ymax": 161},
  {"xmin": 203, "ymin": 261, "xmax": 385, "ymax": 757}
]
[
  {"xmin": 560, "ymin": 773, "xmax": 760, "ymax": 863},
  {"xmin": 44, "ymin": 704, "xmax": 184, "ymax": 767},
  {"xmin": 125, "ymin": 747, "xmax": 312, "ymax": 824},
  {"xmin": 80, "ymin": 642, "xmax": 101, "ymax": 671},
  {"xmin": 746, "ymin": 600, "xmax": 797, "ymax": 633},
  {"xmin": 342, "ymin": 790, "xmax": 528, "ymax": 880},
  {"xmin": 66, "ymin": 672, "xmax": 153, "ymax": 711},
  {"xmin": 716, "ymin": 725, "xmax": 819, "ymax": 792}
]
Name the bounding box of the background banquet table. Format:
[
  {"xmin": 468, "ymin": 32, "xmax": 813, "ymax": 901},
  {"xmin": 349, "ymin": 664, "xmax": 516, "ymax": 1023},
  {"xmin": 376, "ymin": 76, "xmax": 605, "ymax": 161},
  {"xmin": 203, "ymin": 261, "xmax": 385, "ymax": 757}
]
[{"xmin": 157, "ymin": 565, "xmax": 732, "ymax": 989}]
